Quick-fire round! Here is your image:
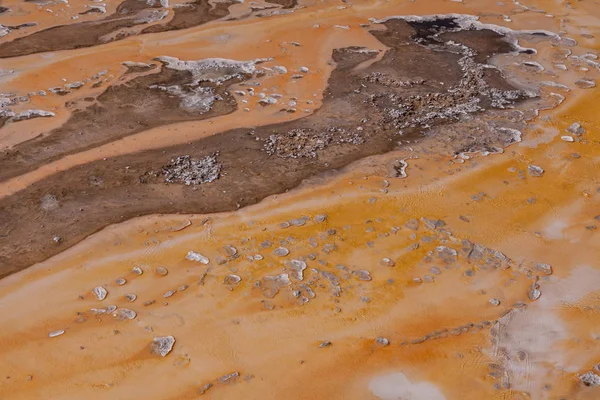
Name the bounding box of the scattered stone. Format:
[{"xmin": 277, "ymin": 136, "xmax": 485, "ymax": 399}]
[
  {"xmin": 92, "ymin": 286, "xmax": 107, "ymax": 301},
  {"xmin": 319, "ymin": 341, "xmax": 332, "ymax": 348},
  {"xmin": 163, "ymin": 290, "xmax": 176, "ymax": 298},
  {"xmin": 125, "ymin": 293, "xmax": 137, "ymax": 302},
  {"xmin": 534, "ymin": 263, "xmax": 553, "ymax": 275},
  {"xmin": 380, "ymin": 258, "xmax": 395, "ymax": 267},
  {"xmin": 300, "ymin": 66, "xmax": 309, "ymax": 73},
  {"xmin": 273, "ymin": 247, "xmax": 290, "ymax": 256},
  {"xmin": 106, "ymin": 305, "xmax": 117, "ymax": 313},
  {"xmin": 115, "ymin": 278, "xmax": 126, "ymax": 285},
  {"xmin": 567, "ymin": 123, "xmax": 585, "ymax": 135},
  {"xmin": 260, "ymin": 274, "xmax": 291, "ymax": 298},
  {"xmin": 113, "ymin": 308, "xmax": 137, "ymax": 320},
  {"xmin": 48, "ymin": 330, "xmax": 65, "ymax": 338},
  {"xmin": 289, "ymin": 260, "xmax": 307, "ymax": 280},
  {"xmin": 186, "ymin": 251, "xmax": 210, "ymax": 264},
  {"xmin": 404, "ymin": 219, "xmax": 419, "ymax": 231},
  {"xmin": 561, "ymin": 135, "xmax": 574, "ymax": 142},
  {"xmin": 580, "ymin": 371, "xmax": 600, "ymax": 387},
  {"xmin": 352, "ymin": 269, "xmax": 372, "ymax": 281},
  {"xmin": 314, "ymin": 214, "xmax": 327, "ymax": 223},
  {"xmin": 527, "ymin": 165, "xmax": 544, "ymax": 177},
  {"xmin": 489, "ymin": 298, "xmax": 501, "ymax": 306},
  {"xmin": 155, "ymin": 267, "xmax": 168, "ymax": 276},
  {"xmin": 132, "ymin": 266, "xmax": 143, "ymax": 275},
  {"xmin": 223, "ymin": 245, "xmax": 237, "ymax": 257},
  {"xmin": 162, "ymin": 155, "xmax": 221, "ymax": 185},
  {"xmin": 375, "ymin": 337, "xmax": 390, "ymax": 346},
  {"xmin": 224, "ymin": 274, "xmax": 241, "ymax": 285},
  {"xmin": 198, "ymin": 383, "xmax": 213, "ymax": 395},
  {"xmin": 219, "ymin": 371, "xmax": 240, "ymax": 384},
  {"xmin": 575, "ymin": 79, "xmax": 596, "ymax": 89},
  {"xmin": 528, "ymin": 286, "xmax": 541, "ymax": 301},
  {"xmin": 272, "ymin": 65, "xmax": 288, "ymax": 74},
  {"xmin": 290, "ymin": 218, "xmax": 306, "ymax": 227},
  {"xmin": 52, "ymin": 236, "xmax": 62, "ymax": 244},
  {"xmin": 152, "ymin": 336, "xmax": 175, "ymax": 357}
]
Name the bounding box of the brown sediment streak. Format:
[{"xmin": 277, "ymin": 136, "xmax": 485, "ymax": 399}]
[
  {"xmin": 0, "ymin": 0, "xmax": 233, "ymax": 59},
  {"xmin": 1, "ymin": 0, "xmax": 600, "ymax": 399},
  {"xmin": 0, "ymin": 15, "xmax": 545, "ymax": 275}
]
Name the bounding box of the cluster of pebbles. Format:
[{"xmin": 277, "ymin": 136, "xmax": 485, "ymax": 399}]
[
  {"xmin": 49, "ymin": 203, "xmax": 559, "ymax": 372},
  {"xmin": 264, "ymin": 127, "xmax": 365, "ymax": 159},
  {"xmin": 161, "ymin": 154, "xmax": 222, "ymax": 185}
]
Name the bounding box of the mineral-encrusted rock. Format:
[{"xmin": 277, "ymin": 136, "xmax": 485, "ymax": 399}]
[
  {"xmin": 162, "ymin": 155, "xmax": 221, "ymax": 185},
  {"xmin": 152, "ymin": 336, "xmax": 175, "ymax": 357}
]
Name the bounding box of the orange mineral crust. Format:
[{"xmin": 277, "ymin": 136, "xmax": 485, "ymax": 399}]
[{"xmin": 0, "ymin": 0, "xmax": 599, "ymax": 399}]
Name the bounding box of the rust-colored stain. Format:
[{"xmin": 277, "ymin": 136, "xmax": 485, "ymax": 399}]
[{"xmin": 0, "ymin": 0, "xmax": 599, "ymax": 399}]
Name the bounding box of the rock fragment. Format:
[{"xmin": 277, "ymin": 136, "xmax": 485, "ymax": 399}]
[
  {"xmin": 273, "ymin": 247, "xmax": 290, "ymax": 256},
  {"xmin": 319, "ymin": 341, "xmax": 332, "ymax": 348},
  {"xmin": 567, "ymin": 123, "xmax": 585, "ymax": 135},
  {"xmin": 132, "ymin": 266, "xmax": 143, "ymax": 275},
  {"xmin": 534, "ymin": 263, "xmax": 553, "ymax": 275},
  {"xmin": 580, "ymin": 371, "xmax": 600, "ymax": 387},
  {"xmin": 198, "ymin": 383, "xmax": 213, "ymax": 395},
  {"xmin": 224, "ymin": 274, "xmax": 241, "ymax": 285},
  {"xmin": 223, "ymin": 245, "xmax": 237, "ymax": 257},
  {"xmin": 352, "ymin": 269, "xmax": 372, "ymax": 281},
  {"xmin": 48, "ymin": 330, "xmax": 65, "ymax": 338},
  {"xmin": 289, "ymin": 260, "xmax": 307, "ymax": 280},
  {"xmin": 125, "ymin": 293, "xmax": 137, "ymax": 302},
  {"xmin": 404, "ymin": 218, "xmax": 419, "ymax": 231},
  {"xmin": 314, "ymin": 214, "xmax": 327, "ymax": 223},
  {"xmin": 152, "ymin": 336, "xmax": 175, "ymax": 357},
  {"xmin": 113, "ymin": 308, "xmax": 137, "ymax": 320},
  {"xmin": 115, "ymin": 278, "xmax": 126, "ymax": 285},
  {"xmin": 219, "ymin": 371, "xmax": 239, "ymax": 383},
  {"xmin": 92, "ymin": 286, "xmax": 107, "ymax": 301},
  {"xmin": 186, "ymin": 251, "xmax": 210, "ymax": 264},
  {"xmin": 575, "ymin": 79, "xmax": 596, "ymax": 89},
  {"xmin": 380, "ymin": 258, "xmax": 395, "ymax": 267},
  {"xmin": 528, "ymin": 286, "xmax": 541, "ymax": 301},
  {"xmin": 527, "ymin": 165, "xmax": 544, "ymax": 177},
  {"xmin": 155, "ymin": 267, "xmax": 168, "ymax": 276},
  {"xmin": 489, "ymin": 298, "xmax": 501, "ymax": 306},
  {"xmin": 375, "ymin": 337, "xmax": 390, "ymax": 346}
]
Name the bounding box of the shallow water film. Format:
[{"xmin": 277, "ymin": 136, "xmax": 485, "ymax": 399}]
[{"xmin": 1, "ymin": 0, "xmax": 600, "ymax": 399}]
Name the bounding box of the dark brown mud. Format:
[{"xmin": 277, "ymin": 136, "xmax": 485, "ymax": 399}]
[
  {"xmin": 0, "ymin": 18, "xmax": 535, "ymax": 277},
  {"xmin": 142, "ymin": 0, "xmax": 233, "ymax": 33},
  {"xmin": 0, "ymin": 63, "xmax": 245, "ymax": 181},
  {"xmin": 0, "ymin": 0, "xmax": 232, "ymax": 59}
]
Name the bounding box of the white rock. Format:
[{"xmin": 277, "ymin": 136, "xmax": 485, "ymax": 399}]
[
  {"xmin": 92, "ymin": 286, "xmax": 108, "ymax": 301},
  {"xmin": 152, "ymin": 336, "xmax": 175, "ymax": 356},
  {"xmin": 186, "ymin": 251, "xmax": 209, "ymax": 264}
]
